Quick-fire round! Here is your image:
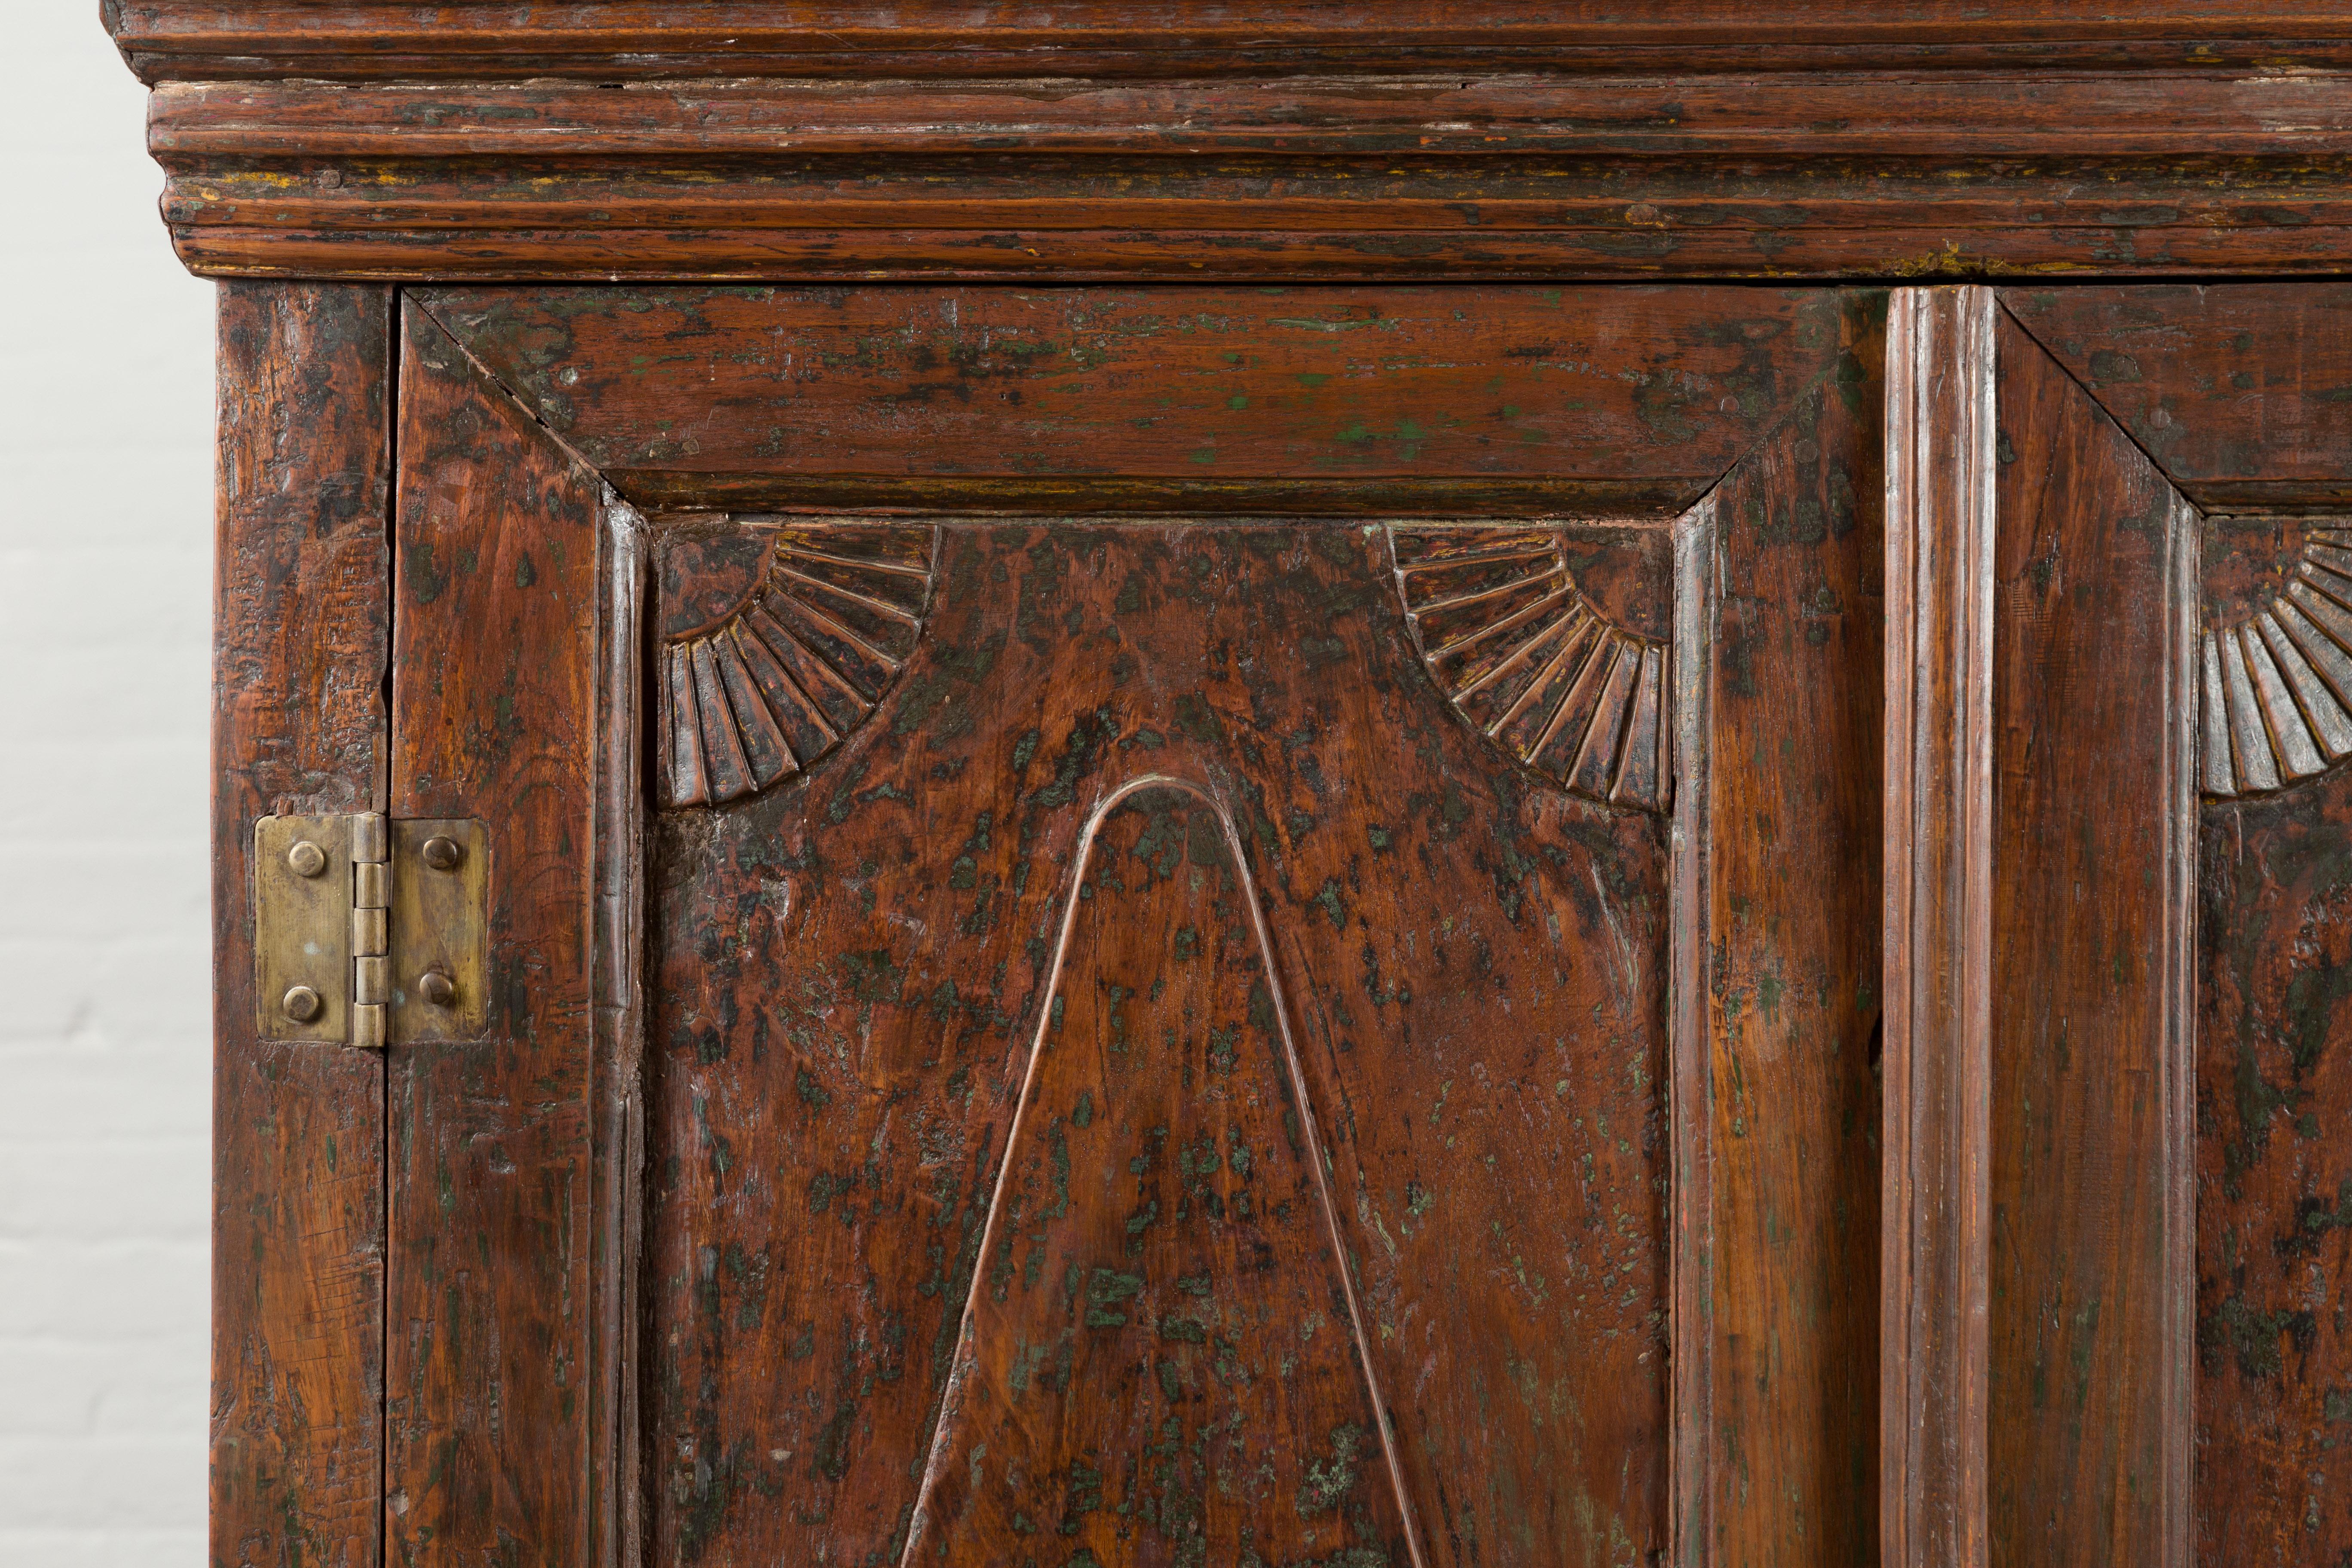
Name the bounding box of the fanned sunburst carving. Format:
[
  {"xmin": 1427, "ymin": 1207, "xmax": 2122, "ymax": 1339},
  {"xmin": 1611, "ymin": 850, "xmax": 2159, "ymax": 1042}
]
[
  {"xmin": 658, "ymin": 523, "xmax": 938, "ymax": 808},
  {"xmin": 2203, "ymin": 522, "xmax": 2352, "ymax": 800},
  {"xmin": 1390, "ymin": 524, "xmax": 1670, "ymax": 812}
]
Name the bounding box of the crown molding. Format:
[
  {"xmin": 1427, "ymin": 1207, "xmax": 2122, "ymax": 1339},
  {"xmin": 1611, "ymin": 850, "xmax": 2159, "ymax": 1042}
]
[
  {"xmin": 103, "ymin": 2, "xmax": 2352, "ymax": 83},
  {"xmin": 110, "ymin": 5, "xmax": 2352, "ymax": 281}
]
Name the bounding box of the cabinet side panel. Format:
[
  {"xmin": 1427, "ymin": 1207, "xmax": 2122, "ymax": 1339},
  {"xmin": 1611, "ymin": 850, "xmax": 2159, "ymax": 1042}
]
[
  {"xmin": 1986, "ymin": 310, "xmax": 2194, "ymax": 1568},
  {"xmin": 211, "ymin": 281, "xmax": 392, "ymax": 1568},
  {"xmin": 385, "ymin": 300, "xmax": 607, "ymax": 1560},
  {"xmin": 1696, "ymin": 291, "xmax": 1886, "ymax": 1566}
]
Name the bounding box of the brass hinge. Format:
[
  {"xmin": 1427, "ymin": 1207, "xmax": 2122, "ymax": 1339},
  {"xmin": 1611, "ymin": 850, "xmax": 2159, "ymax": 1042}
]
[{"xmin": 253, "ymin": 812, "xmax": 489, "ymax": 1047}]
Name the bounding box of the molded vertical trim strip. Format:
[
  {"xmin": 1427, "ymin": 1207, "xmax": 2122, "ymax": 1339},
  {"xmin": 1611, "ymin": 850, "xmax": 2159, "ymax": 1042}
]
[
  {"xmin": 2159, "ymin": 486, "xmax": 2199, "ymax": 1568},
  {"xmin": 595, "ymin": 500, "xmax": 649, "ymax": 1568},
  {"xmin": 1882, "ymin": 285, "xmax": 1996, "ymax": 1568},
  {"xmin": 1669, "ymin": 493, "xmax": 1718, "ymax": 1568}
]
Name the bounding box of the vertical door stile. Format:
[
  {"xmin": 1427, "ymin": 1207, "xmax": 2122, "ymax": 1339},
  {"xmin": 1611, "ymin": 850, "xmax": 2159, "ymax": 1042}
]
[
  {"xmin": 1980, "ymin": 303, "xmax": 2196, "ymax": 1568},
  {"xmin": 1678, "ymin": 289, "xmax": 1888, "ymax": 1568},
  {"xmin": 211, "ymin": 282, "xmax": 395, "ymax": 1568},
  {"xmin": 1882, "ymin": 286, "xmax": 1998, "ymax": 1568}
]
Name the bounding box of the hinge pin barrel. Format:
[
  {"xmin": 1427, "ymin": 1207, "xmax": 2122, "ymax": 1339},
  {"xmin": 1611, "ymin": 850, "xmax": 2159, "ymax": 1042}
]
[{"xmin": 351, "ymin": 812, "xmax": 389, "ymax": 1050}]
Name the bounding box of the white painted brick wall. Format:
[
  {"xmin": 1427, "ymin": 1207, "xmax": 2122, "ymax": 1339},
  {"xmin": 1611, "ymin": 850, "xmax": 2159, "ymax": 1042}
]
[{"xmin": 1, "ymin": 11, "xmax": 218, "ymax": 1564}]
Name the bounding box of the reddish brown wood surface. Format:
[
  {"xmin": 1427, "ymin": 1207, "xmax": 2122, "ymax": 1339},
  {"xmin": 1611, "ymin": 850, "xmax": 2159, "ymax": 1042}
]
[
  {"xmin": 2197, "ymin": 767, "xmax": 2352, "ymax": 1562},
  {"xmin": 373, "ymin": 281, "xmax": 1900, "ymax": 1562},
  {"xmin": 138, "ymin": 68, "xmax": 2352, "ymax": 282},
  {"xmin": 152, "ymin": 74, "xmax": 2352, "ymax": 159},
  {"xmin": 106, "ymin": 0, "xmax": 2352, "ymax": 83},
  {"xmin": 1881, "ymin": 286, "xmax": 1996, "ymax": 1568},
  {"xmin": 1681, "ymin": 293, "xmax": 1886, "ymax": 1567},
  {"xmin": 2192, "ymin": 513, "xmax": 2352, "ymax": 1552},
  {"xmin": 903, "ymin": 781, "xmax": 1416, "ymax": 1565},
  {"xmin": 641, "ymin": 516, "xmax": 1675, "ymax": 1565},
  {"xmin": 211, "ymin": 282, "xmax": 392, "ymax": 1568},
  {"xmin": 1985, "ymin": 309, "xmax": 2196, "ymax": 1568},
  {"xmin": 419, "ymin": 285, "xmax": 1849, "ymax": 515},
  {"xmin": 386, "ymin": 300, "xmax": 613, "ymax": 1561},
  {"xmin": 2003, "ymin": 285, "xmax": 2352, "ymax": 512}
]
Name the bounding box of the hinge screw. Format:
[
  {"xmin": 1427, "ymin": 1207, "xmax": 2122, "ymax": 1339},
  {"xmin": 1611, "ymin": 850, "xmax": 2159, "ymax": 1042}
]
[
  {"xmin": 420, "ymin": 836, "xmax": 463, "ymax": 872},
  {"xmin": 282, "ymin": 985, "xmax": 324, "ymax": 1023},
  {"xmin": 287, "ymin": 840, "xmax": 327, "ymax": 878},
  {"xmin": 418, "ymin": 971, "xmax": 456, "ymax": 1008}
]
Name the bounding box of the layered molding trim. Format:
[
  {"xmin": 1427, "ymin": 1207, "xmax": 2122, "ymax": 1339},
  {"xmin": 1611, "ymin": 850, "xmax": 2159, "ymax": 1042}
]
[
  {"xmin": 1390, "ymin": 525, "xmax": 1669, "ymax": 813},
  {"xmin": 108, "ymin": 4, "xmax": 2352, "ymax": 281},
  {"xmin": 658, "ymin": 523, "xmax": 937, "ymax": 809},
  {"xmin": 105, "ymin": 3, "xmax": 2352, "ymax": 83}
]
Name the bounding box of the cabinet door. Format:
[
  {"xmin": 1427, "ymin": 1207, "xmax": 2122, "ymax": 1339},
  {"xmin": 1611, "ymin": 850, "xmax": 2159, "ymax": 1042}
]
[
  {"xmin": 377, "ymin": 285, "xmax": 1886, "ymax": 1566},
  {"xmin": 1883, "ymin": 285, "xmax": 2352, "ymax": 1568}
]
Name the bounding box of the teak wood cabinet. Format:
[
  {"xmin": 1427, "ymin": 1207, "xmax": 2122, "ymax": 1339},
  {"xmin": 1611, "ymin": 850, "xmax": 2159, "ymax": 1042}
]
[{"xmin": 110, "ymin": 6, "xmax": 2352, "ymax": 1566}]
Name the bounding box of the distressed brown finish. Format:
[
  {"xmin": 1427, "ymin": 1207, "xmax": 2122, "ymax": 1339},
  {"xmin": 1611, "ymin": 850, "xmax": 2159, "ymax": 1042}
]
[
  {"xmin": 2197, "ymin": 760, "xmax": 2352, "ymax": 1562},
  {"xmin": 1881, "ymin": 287, "xmax": 1995, "ymax": 1568},
  {"xmin": 2192, "ymin": 516, "xmax": 2352, "ymax": 800},
  {"xmin": 126, "ymin": 3, "xmax": 2352, "ymax": 1562},
  {"xmin": 653, "ymin": 521, "xmax": 939, "ymax": 808},
  {"xmin": 1681, "ymin": 293, "xmax": 1886, "ymax": 1567},
  {"xmin": 210, "ymin": 282, "xmax": 391, "ymax": 1568},
  {"xmin": 2003, "ymin": 286, "xmax": 2352, "ymax": 512},
  {"xmin": 1390, "ymin": 524, "xmax": 1672, "ymax": 814},
  {"xmin": 150, "ymin": 74, "xmax": 2352, "ymax": 159},
  {"xmin": 104, "ymin": 0, "xmax": 2352, "ymax": 83},
  {"xmin": 905, "ymin": 781, "xmax": 1416, "ymax": 1565},
  {"xmin": 2190, "ymin": 475, "xmax": 2352, "ymax": 1553},
  {"xmin": 104, "ymin": 0, "xmax": 2352, "ymax": 283},
  {"xmin": 1984, "ymin": 309, "xmax": 2196, "ymax": 1568},
  {"xmin": 573, "ymin": 285, "xmax": 1851, "ymax": 1568},
  {"xmin": 418, "ymin": 284, "xmax": 1848, "ymax": 515},
  {"xmin": 385, "ymin": 300, "xmax": 615, "ymax": 1561},
  {"xmin": 642, "ymin": 516, "xmax": 1677, "ymax": 1566},
  {"xmin": 138, "ymin": 73, "xmax": 2352, "ymax": 283}
]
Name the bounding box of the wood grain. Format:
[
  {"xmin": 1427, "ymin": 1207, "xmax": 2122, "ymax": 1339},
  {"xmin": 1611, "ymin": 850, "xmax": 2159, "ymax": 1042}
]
[
  {"xmin": 2003, "ymin": 285, "xmax": 2352, "ymax": 512},
  {"xmin": 2197, "ymin": 773, "xmax": 2352, "ymax": 1562},
  {"xmin": 104, "ymin": 1, "xmax": 2352, "ymax": 83},
  {"xmin": 131, "ymin": 67, "xmax": 2352, "ymax": 282},
  {"xmin": 1880, "ymin": 286, "xmax": 1996, "ymax": 1568},
  {"xmin": 2186, "ymin": 346, "xmax": 2352, "ymax": 1554},
  {"xmin": 150, "ymin": 74, "xmax": 2352, "ymax": 159},
  {"xmin": 903, "ymin": 780, "xmax": 1418, "ymax": 1566},
  {"xmin": 641, "ymin": 518, "xmax": 1675, "ymax": 1565},
  {"xmin": 418, "ymin": 285, "xmax": 1850, "ymax": 516},
  {"xmin": 1681, "ymin": 292, "xmax": 1886, "ymax": 1567},
  {"xmin": 211, "ymin": 281, "xmax": 392, "ymax": 1568},
  {"xmin": 1985, "ymin": 307, "xmax": 2195, "ymax": 1568},
  {"xmin": 156, "ymin": 223, "xmax": 2352, "ymax": 287},
  {"xmin": 386, "ymin": 299, "xmax": 612, "ymax": 1562}
]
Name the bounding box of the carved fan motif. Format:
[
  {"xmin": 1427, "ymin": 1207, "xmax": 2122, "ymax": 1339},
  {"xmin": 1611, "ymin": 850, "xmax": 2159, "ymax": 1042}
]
[
  {"xmin": 658, "ymin": 523, "xmax": 938, "ymax": 808},
  {"xmin": 1390, "ymin": 524, "xmax": 1670, "ymax": 812},
  {"xmin": 2202, "ymin": 521, "xmax": 2352, "ymax": 800}
]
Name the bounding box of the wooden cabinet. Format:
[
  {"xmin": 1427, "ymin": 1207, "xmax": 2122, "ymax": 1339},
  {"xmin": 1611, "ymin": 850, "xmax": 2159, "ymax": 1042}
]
[{"xmin": 117, "ymin": 8, "xmax": 2352, "ymax": 1567}]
